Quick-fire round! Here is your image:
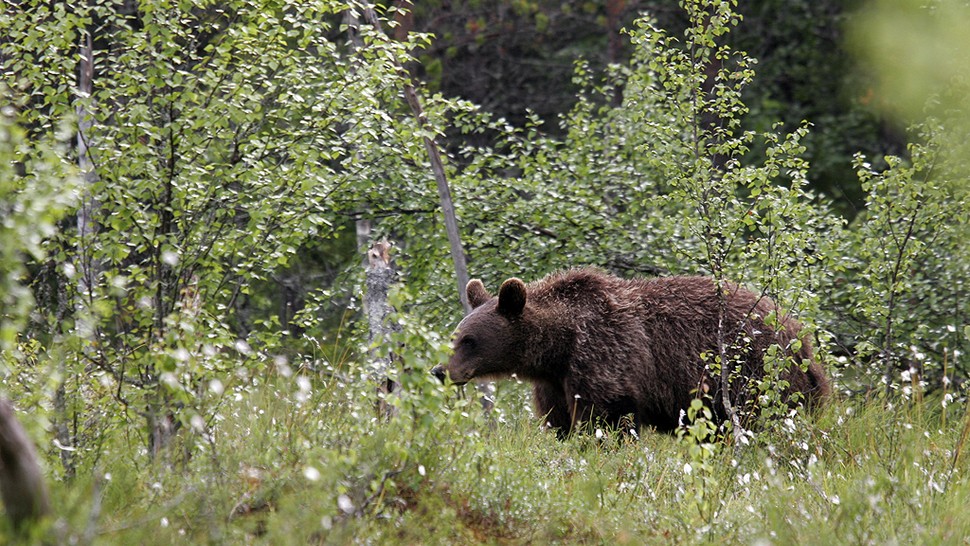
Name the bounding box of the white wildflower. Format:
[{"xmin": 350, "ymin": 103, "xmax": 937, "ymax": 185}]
[
  {"xmin": 297, "ymin": 375, "xmax": 312, "ymax": 393},
  {"xmin": 275, "ymin": 355, "xmax": 292, "ymax": 377},
  {"xmin": 209, "ymin": 379, "xmax": 224, "ymax": 395},
  {"xmin": 338, "ymin": 494, "xmax": 355, "ymax": 514}
]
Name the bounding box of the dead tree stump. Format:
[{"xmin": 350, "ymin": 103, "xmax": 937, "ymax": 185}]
[{"xmin": 364, "ymin": 240, "xmax": 401, "ymax": 418}]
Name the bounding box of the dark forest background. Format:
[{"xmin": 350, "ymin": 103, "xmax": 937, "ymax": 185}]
[{"xmin": 400, "ymin": 0, "xmax": 901, "ymax": 216}]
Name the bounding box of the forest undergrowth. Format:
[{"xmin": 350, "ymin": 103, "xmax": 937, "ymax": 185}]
[{"xmin": 12, "ymin": 363, "xmax": 969, "ymax": 545}]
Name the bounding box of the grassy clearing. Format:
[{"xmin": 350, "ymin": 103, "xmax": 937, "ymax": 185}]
[{"xmin": 8, "ymin": 371, "xmax": 970, "ymax": 545}]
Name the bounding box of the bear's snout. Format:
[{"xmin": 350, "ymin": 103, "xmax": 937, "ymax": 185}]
[{"xmin": 430, "ymin": 365, "xmax": 447, "ymax": 383}]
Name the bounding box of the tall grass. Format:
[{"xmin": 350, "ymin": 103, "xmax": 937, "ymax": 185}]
[{"xmin": 8, "ymin": 364, "xmax": 964, "ymax": 545}]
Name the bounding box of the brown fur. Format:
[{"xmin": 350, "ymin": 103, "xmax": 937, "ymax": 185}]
[{"xmin": 432, "ymin": 268, "xmax": 830, "ymax": 437}]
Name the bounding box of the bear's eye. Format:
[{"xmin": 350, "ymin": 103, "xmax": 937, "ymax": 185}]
[{"xmin": 459, "ymin": 336, "xmax": 477, "ymax": 350}]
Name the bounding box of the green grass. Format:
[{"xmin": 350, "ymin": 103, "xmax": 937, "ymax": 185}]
[{"xmin": 7, "ymin": 373, "xmax": 970, "ymax": 545}]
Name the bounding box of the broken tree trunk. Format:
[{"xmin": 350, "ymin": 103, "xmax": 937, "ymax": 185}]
[
  {"xmin": 364, "ymin": 240, "xmax": 401, "ymax": 418},
  {"xmin": 0, "ymin": 398, "xmax": 51, "ymax": 530}
]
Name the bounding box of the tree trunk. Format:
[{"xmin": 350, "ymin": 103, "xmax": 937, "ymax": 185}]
[
  {"xmin": 606, "ymin": 0, "xmax": 627, "ymax": 107},
  {"xmin": 364, "ymin": 240, "xmax": 401, "ymax": 418},
  {"xmin": 343, "ymin": 7, "xmax": 375, "ymax": 270},
  {"xmin": 147, "ymin": 402, "xmax": 176, "ymax": 461},
  {"xmin": 0, "ymin": 398, "xmax": 51, "ymax": 530},
  {"xmin": 57, "ymin": 22, "xmax": 99, "ymax": 478},
  {"xmin": 76, "ymin": 23, "xmax": 99, "ymax": 306},
  {"xmin": 345, "ymin": 9, "xmax": 404, "ymax": 416}
]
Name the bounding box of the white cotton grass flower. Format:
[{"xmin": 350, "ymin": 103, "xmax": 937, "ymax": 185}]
[
  {"xmin": 338, "ymin": 494, "xmax": 355, "ymax": 514},
  {"xmin": 296, "ymin": 375, "xmax": 312, "ymax": 402},
  {"xmin": 274, "ymin": 354, "xmax": 292, "ymax": 377},
  {"xmin": 303, "ymin": 466, "xmax": 321, "ymax": 482},
  {"xmin": 208, "ymin": 379, "xmax": 224, "ymax": 395},
  {"xmin": 297, "ymin": 376, "xmax": 311, "ymax": 392},
  {"xmin": 943, "ymin": 392, "xmax": 955, "ymax": 408}
]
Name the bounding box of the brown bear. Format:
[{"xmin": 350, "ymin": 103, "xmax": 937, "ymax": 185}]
[{"xmin": 431, "ymin": 268, "xmax": 830, "ymax": 437}]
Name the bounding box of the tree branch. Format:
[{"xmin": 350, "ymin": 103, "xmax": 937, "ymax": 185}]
[{"xmin": 360, "ymin": 4, "xmax": 472, "ymax": 314}]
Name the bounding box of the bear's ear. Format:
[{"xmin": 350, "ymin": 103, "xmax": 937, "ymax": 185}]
[
  {"xmin": 466, "ymin": 279, "xmax": 491, "ymax": 309},
  {"xmin": 497, "ymin": 278, "xmax": 527, "ymax": 317}
]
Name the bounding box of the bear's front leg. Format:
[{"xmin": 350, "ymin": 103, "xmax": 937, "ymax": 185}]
[{"xmin": 532, "ymin": 382, "xmax": 573, "ymax": 439}]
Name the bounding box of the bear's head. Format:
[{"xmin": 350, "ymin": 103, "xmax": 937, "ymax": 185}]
[{"xmin": 431, "ymin": 277, "xmax": 530, "ymax": 385}]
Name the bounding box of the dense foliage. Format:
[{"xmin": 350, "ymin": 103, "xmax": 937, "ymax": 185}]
[
  {"xmin": 1, "ymin": 0, "xmax": 969, "ymax": 542},
  {"xmin": 401, "ymin": 0, "xmax": 895, "ymax": 216}
]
